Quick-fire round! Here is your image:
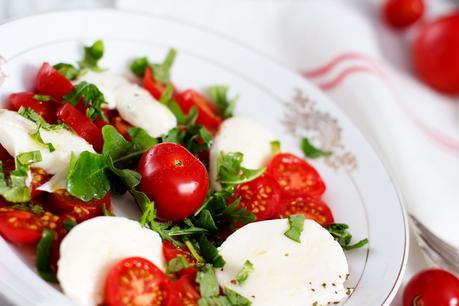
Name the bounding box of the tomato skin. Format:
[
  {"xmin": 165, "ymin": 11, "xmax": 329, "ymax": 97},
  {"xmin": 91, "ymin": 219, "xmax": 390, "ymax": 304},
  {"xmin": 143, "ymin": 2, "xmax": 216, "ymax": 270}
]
[
  {"xmin": 175, "ymin": 90, "xmax": 222, "ymax": 133},
  {"xmin": 279, "ymin": 196, "xmax": 334, "ymax": 227},
  {"xmin": 166, "ymin": 274, "xmax": 200, "ymax": 306},
  {"xmin": 7, "ymin": 92, "xmax": 59, "ymax": 123},
  {"xmin": 35, "ymin": 62, "xmax": 74, "ymax": 100},
  {"xmin": 0, "ymin": 145, "xmax": 16, "ymax": 177},
  {"xmin": 403, "ymin": 269, "xmax": 459, "ymax": 306},
  {"xmin": 413, "ymin": 13, "xmax": 459, "ymax": 94},
  {"xmin": 138, "ymin": 143, "xmax": 209, "ymax": 221},
  {"xmin": 105, "ymin": 257, "xmax": 172, "ymax": 306},
  {"xmin": 162, "ymin": 240, "xmax": 198, "ymax": 278},
  {"xmin": 382, "ymin": 0, "xmax": 424, "ymax": 29},
  {"xmin": 144, "ymin": 67, "xmax": 169, "ymax": 100},
  {"xmin": 267, "ymin": 153, "xmax": 326, "ymax": 198},
  {"xmin": 233, "ymin": 174, "xmax": 282, "ymax": 221},
  {"xmin": 57, "ymin": 103, "xmax": 104, "ymax": 152},
  {"xmin": 41, "ymin": 190, "xmax": 111, "ymax": 223},
  {"xmin": 30, "ymin": 168, "xmax": 52, "ymax": 198}
]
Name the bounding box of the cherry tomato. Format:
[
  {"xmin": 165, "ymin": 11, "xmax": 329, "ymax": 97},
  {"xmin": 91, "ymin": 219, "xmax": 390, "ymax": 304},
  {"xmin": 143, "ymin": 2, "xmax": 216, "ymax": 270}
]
[
  {"xmin": 104, "ymin": 257, "xmax": 172, "ymax": 306},
  {"xmin": 144, "ymin": 67, "xmax": 170, "ymax": 100},
  {"xmin": 0, "ymin": 145, "xmax": 16, "ymax": 177},
  {"xmin": 166, "ymin": 274, "xmax": 200, "ymax": 306},
  {"xmin": 49, "ymin": 215, "xmax": 76, "ymax": 272},
  {"xmin": 0, "ymin": 210, "xmax": 59, "ymax": 244},
  {"xmin": 175, "ymin": 90, "xmax": 222, "ymax": 133},
  {"xmin": 35, "ymin": 62, "xmax": 74, "ymax": 100},
  {"xmin": 41, "ymin": 190, "xmax": 111, "ymax": 223},
  {"xmin": 413, "ymin": 12, "xmax": 459, "ymax": 94},
  {"xmin": 138, "ymin": 143, "xmax": 209, "ymax": 221},
  {"xmin": 382, "ymin": 0, "xmax": 424, "ymax": 29},
  {"xmin": 7, "ymin": 92, "xmax": 59, "ymax": 123},
  {"xmin": 403, "ymin": 269, "xmax": 459, "ymax": 306},
  {"xmin": 162, "ymin": 240, "xmax": 198, "ymax": 278},
  {"xmin": 268, "ymin": 153, "xmax": 326, "ymax": 198},
  {"xmin": 57, "ymin": 103, "xmax": 104, "ymax": 152},
  {"xmin": 279, "ymin": 196, "xmax": 334, "ymax": 227},
  {"xmin": 233, "ymin": 174, "xmax": 282, "ymax": 221},
  {"xmin": 30, "ymin": 168, "xmax": 52, "ymax": 198},
  {"xmin": 111, "ymin": 116, "xmax": 133, "ymax": 140}
]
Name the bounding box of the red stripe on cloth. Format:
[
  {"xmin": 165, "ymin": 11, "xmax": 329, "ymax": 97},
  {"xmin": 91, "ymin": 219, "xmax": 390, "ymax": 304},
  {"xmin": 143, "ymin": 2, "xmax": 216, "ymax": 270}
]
[{"xmin": 301, "ymin": 52, "xmax": 375, "ymax": 78}]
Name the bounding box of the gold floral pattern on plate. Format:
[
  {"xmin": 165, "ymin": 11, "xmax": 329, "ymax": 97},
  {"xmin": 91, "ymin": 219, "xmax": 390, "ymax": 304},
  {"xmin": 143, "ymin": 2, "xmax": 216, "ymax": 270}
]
[{"xmin": 282, "ymin": 88, "xmax": 357, "ymax": 172}]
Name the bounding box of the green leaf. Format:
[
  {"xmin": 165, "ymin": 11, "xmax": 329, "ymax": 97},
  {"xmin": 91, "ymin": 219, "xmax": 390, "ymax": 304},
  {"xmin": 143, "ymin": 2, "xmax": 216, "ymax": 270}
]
[
  {"xmin": 216, "ymin": 152, "xmax": 265, "ymax": 187},
  {"xmin": 223, "ymin": 199, "xmax": 256, "ymax": 227},
  {"xmin": 284, "ymin": 214, "xmax": 305, "ymax": 243},
  {"xmin": 33, "ymin": 94, "xmax": 51, "ymax": 102},
  {"xmin": 301, "ymin": 137, "xmax": 332, "ymax": 159},
  {"xmin": 235, "ymin": 260, "xmax": 254, "ymax": 285},
  {"xmin": 79, "ymin": 39, "xmax": 105, "ymax": 71},
  {"xmin": 208, "ymin": 86, "xmax": 238, "ymax": 119},
  {"xmin": 18, "ymin": 107, "xmax": 65, "ymax": 131},
  {"xmin": 196, "ymin": 264, "xmax": 220, "ymax": 298},
  {"xmin": 63, "ymin": 81, "xmax": 107, "ymax": 121},
  {"xmin": 36, "ymin": 229, "xmax": 58, "ymax": 283},
  {"xmin": 66, "ymin": 151, "xmax": 110, "ymax": 201},
  {"xmin": 198, "ymin": 235, "xmax": 226, "ymax": 268},
  {"xmin": 10, "ymin": 203, "xmax": 44, "ymax": 214},
  {"xmin": 16, "ymin": 151, "xmax": 42, "ymax": 166},
  {"xmin": 62, "ymin": 218, "xmax": 77, "ymax": 231},
  {"xmin": 151, "ymin": 48, "xmax": 177, "ymax": 84},
  {"xmin": 53, "ymin": 63, "xmax": 79, "ymax": 80},
  {"xmin": 224, "ymin": 288, "xmax": 252, "ymax": 306},
  {"xmin": 166, "ymin": 255, "xmax": 190, "ymax": 274},
  {"xmin": 128, "ymin": 127, "xmax": 158, "ymax": 152},
  {"xmin": 326, "ymin": 223, "xmax": 369, "ymax": 250},
  {"xmin": 198, "ymin": 297, "xmax": 231, "ymax": 306},
  {"xmin": 194, "ymin": 209, "xmax": 218, "ymax": 232},
  {"xmin": 270, "ymin": 140, "xmax": 281, "ymax": 154},
  {"xmin": 162, "ymin": 125, "xmax": 212, "ymax": 156},
  {"xmin": 130, "ymin": 56, "xmax": 150, "ymax": 77}
]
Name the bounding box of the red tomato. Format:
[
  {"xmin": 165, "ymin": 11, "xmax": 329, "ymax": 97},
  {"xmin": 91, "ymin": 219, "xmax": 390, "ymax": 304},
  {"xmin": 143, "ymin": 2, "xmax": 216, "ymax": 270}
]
[
  {"xmin": 267, "ymin": 153, "xmax": 326, "ymax": 198},
  {"xmin": 403, "ymin": 269, "xmax": 459, "ymax": 306},
  {"xmin": 144, "ymin": 67, "xmax": 169, "ymax": 100},
  {"xmin": 104, "ymin": 257, "xmax": 172, "ymax": 306},
  {"xmin": 175, "ymin": 90, "xmax": 222, "ymax": 133},
  {"xmin": 42, "ymin": 190, "xmax": 111, "ymax": 223},
  {"xmin": 162, "ymin": 240, "xmax": 198, "ymax": 278},
  {"xmin": 233, "ymin": 174, "xmax": 282, "ymax": 221},
  {"xmin": 279, "ymin": 196, "xmax": 334, "ymax": 227},
  {"xmin": 7, "ymin": 92, "xmax": 59, "ymax": 123},
  {"xmin": 30, "ymin": 168, "xmax": 52, "ymax": 198},
  {"xmin": 49, "ymin": 215, "xmax": 76, "ymax": 272},
  {"xmin": 413, "ymin": 12, "xmax": 459, "ymax": 94},
  {"xmin": 138, "ymin": 143, "xmax": 209, "ymax": 221},
  {"xmin": 35, "ymin": 62, "xmax": 74, "ymax": 100},
  {"xmin": 167, "ymin": 274, "xmax": 200, "ymax": 306},
  {"xmin": 0, "ymin": 145, "xmax": 15, "ymax": 177},
  {"xmin": 0, "ymin": 210, "xmax": 59, "ymax": 244},
  {"xmin": 382, "ymin": 0, "xmax": 424, "ymax": 29},
  {"xmin": 111, "ymin": 116, "xmax": 133, "ymax": 140},
  {"xmin": 57, "ymin": 103, "xmax": 104, "ymax": 152}
]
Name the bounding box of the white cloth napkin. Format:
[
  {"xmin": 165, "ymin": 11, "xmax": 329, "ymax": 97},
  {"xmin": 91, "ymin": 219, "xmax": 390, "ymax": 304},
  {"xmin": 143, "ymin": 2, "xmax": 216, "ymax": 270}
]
[{"xmin": 117, "ymin": 0, "xmax": 459, "ymax": 249}]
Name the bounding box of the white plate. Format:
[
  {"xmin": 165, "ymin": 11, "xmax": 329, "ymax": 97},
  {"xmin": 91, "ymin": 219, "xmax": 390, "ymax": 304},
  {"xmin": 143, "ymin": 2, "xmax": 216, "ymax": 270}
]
[{"xmin": 0, "ymin": 10, "xmax": 408, "ymax": 306}]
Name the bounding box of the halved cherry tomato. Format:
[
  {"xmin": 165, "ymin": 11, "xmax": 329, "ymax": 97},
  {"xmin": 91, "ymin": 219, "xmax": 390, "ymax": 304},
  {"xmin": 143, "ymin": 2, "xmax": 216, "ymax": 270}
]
[
  {"xmin": 166, "ymin": 274, "xmax": 200, "ymax": 306},
  {"xmin": 162, "ymin": 240, "xmax": 198, "ymax": 278},
  {"xmin": 49, "ymin": 215, "xmax": 76, "ymax": 272},
  {"xmin": 144, "ymin": 67, "xmax": 170, "ymax": 100},
  {"xmin": 0, "ymin": 145, "xmax": 16, "ymax": 176},
  {"xmin": 35, "ymin": 62, "xmax": 74, "ymax": 100},
  {"xmin": 0, "ymin": 210, "xmax": 59, "ymax": 244},
  {"xmin": 7, "ymin": 92, "xmax": 59, "ymax": 123},
  {"xmin": 268, "ymin": 153, "xmax": 326, "ymax": 198},
  {"xmin": 233, "ymin": 174, "xmax": 282, "ymax": 221},
  {"xmin": 57, "ymin": 103, "xmax": 104, "ymax": 152},
  {"xmin": 403, "ymin": 269, "xmax": 459, "ymax": 306},
  {"xmin": 138, "ymin": 143, "xmax": 209, "ymax": 221},
  {"xmin": 30, "ymin": 168, "xmax": 52, "ymax": 198},
  {"xmin": 105, "ymin": 257, "xmax": 172, "ymax": 306},
  {"xmin": 175, "ymin": 90, "xmax": 222, "ymax": 133},
  {"xmin": 382, "ymin": 0, "xmax": 424, "ymax": 29},
  {"xmin": 279, "ymin": 196, "xmax": 334, "ymax": 227},
  {"xmin": 42, "ymin": 190, "xmax": 111, "ymax": 223},
  {"xmin": 111, "ymin": 116, "xmax": 133, "ymax": 139}
]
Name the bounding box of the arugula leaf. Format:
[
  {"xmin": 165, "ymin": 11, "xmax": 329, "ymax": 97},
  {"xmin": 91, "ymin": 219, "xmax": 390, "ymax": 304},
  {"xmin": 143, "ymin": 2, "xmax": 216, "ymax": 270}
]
[
  {"xmin": 194, "ymin": 209, "xmax": 218, "ymax": 232},
  {"xmin": 130, "ymin": 56, "xmax": 150, "ymax": 77},
  {"xmin": 284, "ymin": 214, "xmax": 305, "ymax": 243},
  {"xmin": 301, "ymin": 137, "xmax": 332, "ymax": 159},
  {"xmin": 128, "ymin": 127, "xmax": 158, "ymax": 151},
  {"xmin": 33, "ymin": 94, "xmax": 51, "ymax": 102},
  {"xmin": 162, "ymin": 124, "xmax": 212, "ymax": 156},
  {"xmin": 36, "ymin": 229, "xmax": 58, "ymax": 283},
  {"xmin": 235, "ymin": 260, "xmax": 254, "ymax": 285},
  {"xmin": 208, "ymin": 86, "xmax": 238, "ymax": 119},
  {"xmin": 224, "ymin": 288, "xmax": 252, "ymax": 306},
  {"xmin": 223, "ymin": 199, "xmax": 255, "ymax": 226},
  {"xmin": 63, "ymin": 81, "xmax": 107, "ymax": 121},
  {"xmin": 198, "ymin": 235, "xmax": 226, "ymax": 268},
  {"xmin": 166, "ymin": 255, "xmax": 190, "ymax": 274},
  {"xmin": 196, "ymin": 264, "xmax": 220, "ymax": 298},
  {"xmin": 216, "ymin": 152, "xmax": 265, "ymax": 187},
  {"xmin": 66, "ymin": 152, "xmax": 110, "ymax": 201},
  {"xmin": 327, "ymin": 223, "xmax": 369, "ymax": 250},
  {"xmin": 53, "ymin": 63, "xmax": 79, "ymax": 80},
  {"xmin": 79, "ymin": 40, "xmax": 105, "ymax": 71},
  {"xmin": 151, "ymin": 49, "xmax": 177, "ymax": 83}
]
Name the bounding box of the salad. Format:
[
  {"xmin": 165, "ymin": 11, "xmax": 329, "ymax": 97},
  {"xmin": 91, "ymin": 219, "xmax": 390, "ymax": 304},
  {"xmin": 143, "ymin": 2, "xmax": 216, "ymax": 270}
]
[{"xmin": 0, "ymin": 40, "xmax": 368, "ymax": 306}]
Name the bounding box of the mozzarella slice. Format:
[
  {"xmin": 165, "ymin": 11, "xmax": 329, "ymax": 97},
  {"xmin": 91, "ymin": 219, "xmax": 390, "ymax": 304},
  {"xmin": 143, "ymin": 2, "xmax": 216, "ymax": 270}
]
[
  {"xmin": 0, "ymin": 109, "xmax": 95, "ymax": 192},
  {"xmin": 58, "ymin": 216, "xmax": 164, "ymax": 306},
  {"xmin": 216, "ymin": 219, "xmax": 349, "ymax": 306},
  {"xmin": 209, "ymin": 117, "xmax": 276, "ymax": 189}
]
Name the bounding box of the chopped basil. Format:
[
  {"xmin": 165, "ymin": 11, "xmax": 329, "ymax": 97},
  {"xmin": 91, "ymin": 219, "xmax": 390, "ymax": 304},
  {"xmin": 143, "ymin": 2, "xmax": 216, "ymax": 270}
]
[
  {"xmin": 10, "ymin": 203, "xmax": 44, "ymax": 214},
  {"xmin": 166, "ymin": 255, "xmax": 190, "ymax": 274},
  {"xmin": 284, "ymin": 214, "xmax": 305, "ymax": 243},
  {"xmin": 198, "ymin": 297, "xmax": 231, "ymax": 306},
  {"xmin": 17, "ymin": 151, "xmax": 42, "ymax": 166},
  {"xmin": 224, "ymin": 288, "xmax": 252, "ymax": 306},
  {"xmin": 130, "ymin": 56, "xmax": 150, "ymax": 77},
  {"xmin": 208, "ymin": 85, "xmax": 238, "ymax": 119},
  {"xmin": 270, "ymin": 140, "xmax": 281, "ymax": 154},
  {"xmin": 79, "ymin": 39, "xmax": 105, "ymax": 71},
  {"xmin": 53, "ymin": 63, "xmax": 79, "ymax": 80},
  {"xmin": 196, "ymin": 264, "xmax": 220, "ymax": 298},
  {"xmin": 301, "ymin": 137, "xmax": 332, "ymax": 159},
  {"xmin": 198, "ymin": 235, "xmax": 226, "ymax": 268},
  {"xmin": 36, "ymin": 229, "xmax": 58, "ymax": 283},
  {"xmin": 216, "ymin": 152, "xmax": 265, "ymax": 187},
  {"xmin": 33, "ymin": 94, "xmax": 51, "ymax": 102},
  {"xmin": 63, "ymin": 81, "xmax": 107, "ymax": 121},
  {"xmin": 62, "ymin": 218, "xmax": 77, "ymax": 231},
  {"xmin": 235, "ymin": 260, "xmax": 254, "ymax": 285},
  {"xmin": 151, "ymin": 49, "xmax": 177, "ymax": 84},
  {"xmin": 326, "ymin": 223, "xmax": 369, "ymax": 250}
]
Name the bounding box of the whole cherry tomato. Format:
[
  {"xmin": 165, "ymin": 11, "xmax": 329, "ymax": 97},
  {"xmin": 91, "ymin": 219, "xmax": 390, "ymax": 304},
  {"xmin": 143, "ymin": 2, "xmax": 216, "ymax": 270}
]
[
  {"xmin": 382, "ymin": 0, "xmax": 424, "ymax": 29},
  {"xmin": 413, "ymin": 12, "xmax": 459, "ymax": 94},
  {"xmin": 138, "ymin": 143, "xmax": 209, "ymax": 221},
  {"xmin": 403, "ymin": 269, "xmax": 459, "ymax": 306},
  {"xmin": 35, "ymin": 62, "xmax": 74, "ymax": 100}
]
